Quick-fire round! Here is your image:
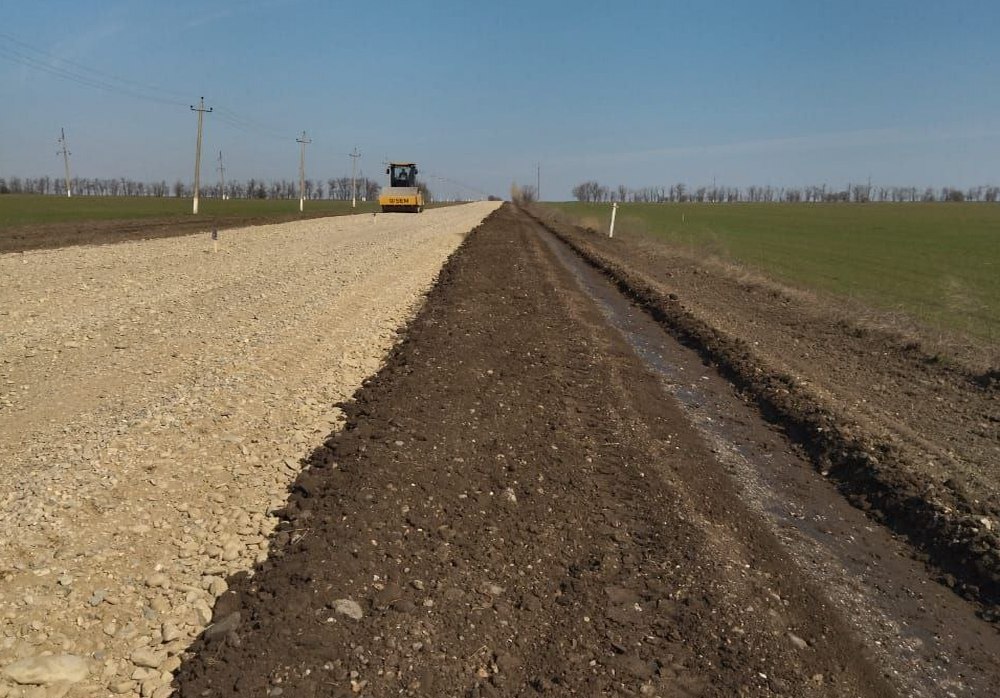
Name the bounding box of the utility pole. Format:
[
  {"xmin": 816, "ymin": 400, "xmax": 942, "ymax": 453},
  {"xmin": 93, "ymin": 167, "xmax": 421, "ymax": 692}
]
[
  {"xmin": 217, "ymin": 151, "xmax": 226, "ymax": 200},
  {"xmin": 57, "ymin": 128, "xmax": 72, "ymax": 197},
  {"xmin": 350, "ymin": 147, "xmax": 361, "ymax": 208},
  {"xmin": 536, "ymin": 162, "xmax": 540, "ymax": 202},
  {"xmin": 296, "ymin": 131, "xmax": 311, "ymax": 212},
  {"xmin": 190, "ymin": 97, "xmax": 213, "ymax": 214}
]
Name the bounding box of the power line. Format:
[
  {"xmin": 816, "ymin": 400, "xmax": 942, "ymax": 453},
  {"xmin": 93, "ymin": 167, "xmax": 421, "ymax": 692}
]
[
  {"xmin": 426, "ymin": 172, "xmax": 489, "ymax": 199},
  {"xmin": 0, "ymin": 37, "xmax": 187, "ymax": 108},
  {"xmin": 0, "ymin": 33, "xmax": 292, "ymax": 143},
  {"xmin": 0, "ymin": 31, "xmax": 190, "ymax": 101}
]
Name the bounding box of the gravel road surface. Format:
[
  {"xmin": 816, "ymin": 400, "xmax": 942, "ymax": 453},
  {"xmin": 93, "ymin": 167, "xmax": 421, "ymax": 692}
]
[{"xmin": 0, "ymin": 202, "xmax": 500, "ymax": 697}]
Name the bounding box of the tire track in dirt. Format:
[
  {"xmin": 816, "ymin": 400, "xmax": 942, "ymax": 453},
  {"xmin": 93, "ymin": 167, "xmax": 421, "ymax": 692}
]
[{"xmin": 176, "ymin": 204, "xmax": 895, "ymax": 697}]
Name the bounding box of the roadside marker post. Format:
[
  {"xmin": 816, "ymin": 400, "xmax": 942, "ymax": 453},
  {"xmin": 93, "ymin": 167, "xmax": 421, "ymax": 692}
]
[
  {"xmin": 212, "ymin": 228, "xmax": 218, "ymax": 253},
  {"xmin": 609, "ymin": 202, "xmax": 618, "ymax": 238}
]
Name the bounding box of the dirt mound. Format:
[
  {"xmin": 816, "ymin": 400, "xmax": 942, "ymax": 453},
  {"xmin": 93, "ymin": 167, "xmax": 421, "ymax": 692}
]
[{"xmin": 526, "ymin": 206, "xmax": 1000, "ymax": 612}]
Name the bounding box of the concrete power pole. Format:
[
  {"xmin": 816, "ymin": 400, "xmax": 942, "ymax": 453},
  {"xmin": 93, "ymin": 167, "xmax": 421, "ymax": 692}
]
[
  {"xmin": 190, "ymin": 97, "xmax": 213, "ymax": 214},
  {"xmin": 350, "ymin": 147, "xmax": 361, "ymax": 208},
  {"xmin": 536, "ymin": 162, "xmax": 541, "ymax": 203},
  {"xmin": 57, "ymin": 128, "xmax": 72, "ymax": 197},
  {"xmin": 296, "ymin": 131, "xmax": 312, "ymax": 212},
  {"xmin": 217, "ymin": 151, "xmax": 226, "ymax": 201}
]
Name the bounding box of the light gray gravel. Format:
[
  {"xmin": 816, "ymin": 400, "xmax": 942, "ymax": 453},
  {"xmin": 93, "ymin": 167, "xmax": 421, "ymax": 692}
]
[{"xmin": 0, "ymin": 202, "xmax": 500, "ymax": 697}]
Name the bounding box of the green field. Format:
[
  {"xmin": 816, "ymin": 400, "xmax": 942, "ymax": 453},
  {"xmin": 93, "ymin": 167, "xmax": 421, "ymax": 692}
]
[
  {"xmin": 548, "ymin": 202, "xmax": 1000, "ymax": 341},
  {"xmin": 0, "ymin": 195, "xmax": 380, "ymax": 228}
]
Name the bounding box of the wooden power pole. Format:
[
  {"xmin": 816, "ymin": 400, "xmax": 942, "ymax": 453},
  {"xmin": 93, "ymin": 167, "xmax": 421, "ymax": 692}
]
[
  {"xmin": 297, "ymin": 131, "xmax": 312, "ymax": 212},
  {"xmin": 190, "ymin": 97, "xmax": 213, "ymax": 214},
  {"xmin": 57, "ymin": 128, "xmax": 72, "ymax": 197},
  {"xmin": 350, "ymin": 147, "xmax": 361, "ymax": 208}
]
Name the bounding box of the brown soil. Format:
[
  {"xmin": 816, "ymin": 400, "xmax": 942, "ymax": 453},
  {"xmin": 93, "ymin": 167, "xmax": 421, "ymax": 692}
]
[
  {"xmin": 175, "ymin": 205, "xmax": 902, "ymax": 697},
  {"xmin": 526, "ymin": 206, "xmax": 1000, "ymax": 611},
  {"xmin": 0, "ymin": 211, "xmax": 345, "ymax": 254}
]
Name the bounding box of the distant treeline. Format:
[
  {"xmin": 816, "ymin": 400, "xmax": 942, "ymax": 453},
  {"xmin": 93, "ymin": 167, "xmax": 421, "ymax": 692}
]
[
  {"xmin": 572, "ymin": 181, "xmax": 1000, "ymax": 204},
  {"xmin": 0, "ymin": 176, "xmax": 382, "ymax": 201}
]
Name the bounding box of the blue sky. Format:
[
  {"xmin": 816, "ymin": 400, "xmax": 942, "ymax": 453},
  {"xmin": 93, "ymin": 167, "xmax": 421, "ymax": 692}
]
[{"xmin": 1, "ymin": 0, "xmax": 998, "ymax": 199}]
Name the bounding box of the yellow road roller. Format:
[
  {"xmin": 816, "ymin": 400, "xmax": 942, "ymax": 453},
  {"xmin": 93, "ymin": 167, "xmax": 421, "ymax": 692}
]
[{"xmin": 379, "ymin": 162, "xmax": 424, "ymax": 213}]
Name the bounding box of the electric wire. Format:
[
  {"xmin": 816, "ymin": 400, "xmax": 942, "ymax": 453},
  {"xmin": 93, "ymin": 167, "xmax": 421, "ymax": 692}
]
[
  {"xmin": 0, "ymin": 30, "xmax": 191, "ymax": 102},
  {"xmin": 0, "ymin": 32, "xmax": 294, "ymax": 142},
  {"xmin": 2, "ymin": 33, "xmax": 482, "ymax": 193}
]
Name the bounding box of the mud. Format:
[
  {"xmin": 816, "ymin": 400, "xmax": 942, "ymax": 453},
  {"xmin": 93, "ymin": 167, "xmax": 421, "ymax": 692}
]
[
  {"xmin": 526, "ymin": 206, "xmax": 1000, "ymax": 613},
  {"xmin": 176, "ymin": 204, "xmax": 911, "ymax": 697}
]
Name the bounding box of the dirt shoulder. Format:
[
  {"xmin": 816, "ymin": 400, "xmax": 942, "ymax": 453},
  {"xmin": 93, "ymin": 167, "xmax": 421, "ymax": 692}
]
[
  {"xmin": 176, "ymin": 204, "xmax": 896, "ymax": 697},
  {"xmin": 527, "ymin": 205, "xmax": 1000, "ymax": 610}
]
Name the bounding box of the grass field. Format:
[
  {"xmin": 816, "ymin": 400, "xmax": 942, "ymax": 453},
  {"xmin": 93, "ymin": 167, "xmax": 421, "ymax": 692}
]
[
  {"xmin": 0, "ymin": 195, "xmax": 380, "ymax": 227},
  {"xmin": 548, "ymin": 202, "xmax": 1000, "ymax": 341}
]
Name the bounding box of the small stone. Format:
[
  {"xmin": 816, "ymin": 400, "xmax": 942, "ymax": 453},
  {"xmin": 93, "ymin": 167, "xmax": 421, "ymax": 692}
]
[
  {"xmin": 141, "ymin": 677, "xmax": 163, "ymax": 697},
  {"xmin": 145, "ymin": 573, "xmax": 169, "ymax": 590},
  {"xmin": 410, "ymin": 580, "xmax": 425, "ymax": 591},
  {"xmin": 204, "ymin": 612, "xmax": 241, "ymax": 641},
  {"xmin": 89, "ymin": 590, "xmax": 107, "ymax": 606},
  {"xmin": 2, "ymin": 655, "xmax": 89, "ymax": 685},
  {"xmin": 333, "ymin": 599, "xmax": 363, "ymax": 620},
  {"xmin": 161, "ymin": 623, "xmax": 181, "ymax": 643},
  {"xmin": 108, "ymin": 680, "xmax": 135, "ymax": 694},
  {"xmin": 130, "ymin": 648, "xmax": 165, "ymax": 669},
  {"xmin": 193, "ymin": 604, "xmax": 213, "ymax": 626},
  {"xmin": 788, "ymin": 633, "xmax": 808, "ymax": 650},
  {"xmin": 151, "ymin": 685, "xmax": 174, "ymax": 698},
  {"xmin": 208, "ymin": 577, "xmax": 228, "ymax": 597},
  {"xmin": 392, "ymin": 599, "xmax": 417, "ymax": 614},
  {"xmin": 161, "ymin": 656, "xmax": 181, "ymax": 674}
]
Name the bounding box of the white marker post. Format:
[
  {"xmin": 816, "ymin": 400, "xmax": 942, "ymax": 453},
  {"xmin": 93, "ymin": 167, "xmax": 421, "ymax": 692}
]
[
  {"xmin": 212, "ymin": 228, "xmax": 218, "ymax": 254},
  {"xmin": 609, "ymin": 202, "xmax": 618, "ymax": 238}
]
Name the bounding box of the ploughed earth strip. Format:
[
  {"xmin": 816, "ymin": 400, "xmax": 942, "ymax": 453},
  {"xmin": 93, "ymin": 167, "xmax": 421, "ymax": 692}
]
[
  {"xmin": 176, "ymin": 204, "xmax": 900, "ymax": 697},
  {"xmin": 525, "ymin": 205, "xmax": 1000, "ymax": 611}
]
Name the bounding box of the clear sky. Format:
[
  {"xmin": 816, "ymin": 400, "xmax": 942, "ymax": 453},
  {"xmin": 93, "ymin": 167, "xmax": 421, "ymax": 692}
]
[{"xmin": 1, "ymin": 0, "xmax": 998, "ymax": 200}]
